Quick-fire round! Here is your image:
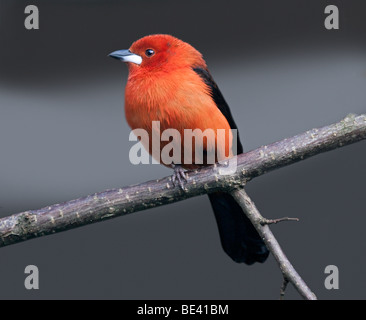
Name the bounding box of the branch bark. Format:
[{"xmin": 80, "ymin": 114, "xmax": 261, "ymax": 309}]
[
  {"xmin": 0, "ymin": 113, "xmax": 365, "ymax": 298},
  {"xmin": 231, "ymin": 188, "xmax": 317, "ymax": 300}
]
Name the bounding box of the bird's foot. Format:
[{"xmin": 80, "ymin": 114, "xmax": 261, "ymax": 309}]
[{"xmin": 171, "ymin": 164, "xmax": 188, "ymax": 190}]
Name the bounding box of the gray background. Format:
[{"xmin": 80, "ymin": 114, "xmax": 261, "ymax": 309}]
[{"xmin": 0, "ymin": 0, "xmax": 365, "ymax": 299}]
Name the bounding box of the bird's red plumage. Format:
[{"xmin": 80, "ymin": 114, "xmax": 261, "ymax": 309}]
[{"xmin": 124, "ymin": 34, "xmax": 233, "ymax": 168}]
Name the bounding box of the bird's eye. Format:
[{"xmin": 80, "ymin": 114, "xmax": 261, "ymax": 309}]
[{"xmin": 145, "ymin": 49, "xmax": 155, "ymax": 57}]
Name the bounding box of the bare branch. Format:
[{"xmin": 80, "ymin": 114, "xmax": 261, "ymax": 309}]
[
  {"xmin": 260, "ymin": 217, "xmax": 299, "ymax": 225},
  {"xmin": 0, "ymin": 113, "xmax": 365, "ymax": 249},
  {"xmin": 280, "ymin": 277, "xmax": 289, "ymax": 300},
  {"xmin": 231, "ymin": 188, "xmax": 316, "ymax": 300}
]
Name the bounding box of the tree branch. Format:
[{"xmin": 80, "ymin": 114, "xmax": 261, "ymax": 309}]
[
  {"xmin": 231, "ymin": 188, "xmax": 317, "ymax": 300},
  {"xmin": 1, "ymin": 113, "xmax": 365, "ymax": 246},
  {"xmin": 0, "ymin": 113, "xmax": 365, "ymax": 298}
]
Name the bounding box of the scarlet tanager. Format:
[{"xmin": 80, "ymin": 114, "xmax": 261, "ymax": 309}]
[{"xmin": 109, "ymin": 34, "xmax": 269, "ymax": 264}]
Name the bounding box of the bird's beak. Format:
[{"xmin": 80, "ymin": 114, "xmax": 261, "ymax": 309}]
[{"xmin": 108, "ymin": 49, "xmax": 142, "ymax": 65}]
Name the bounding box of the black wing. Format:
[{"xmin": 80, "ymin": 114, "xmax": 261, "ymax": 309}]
[
  {"xmin": 193, "ymin": 67, "xmax": 269, "ymax": 264},
  {"xmin": 193, "ymin": 67, "xmax": 243, "ymax": 154}
]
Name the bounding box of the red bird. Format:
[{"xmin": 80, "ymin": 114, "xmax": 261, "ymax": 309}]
[{"xmin": 109, "ymin": 34, "xmax": 269, "ymax": 264}]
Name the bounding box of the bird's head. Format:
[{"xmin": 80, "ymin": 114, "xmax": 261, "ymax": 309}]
[{"xmin": 109, "ymin": 34, "xmax": 206, "ymax": 73}]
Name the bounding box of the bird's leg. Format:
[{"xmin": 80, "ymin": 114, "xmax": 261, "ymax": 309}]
[{"xmin": 171, "ymin": 164, "xmax": 187, "ymax": 190}]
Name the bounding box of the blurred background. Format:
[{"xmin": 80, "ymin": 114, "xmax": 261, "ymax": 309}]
[{"xmin": 0, "ymin": 0, "xmax": 365, "ymax": 299}]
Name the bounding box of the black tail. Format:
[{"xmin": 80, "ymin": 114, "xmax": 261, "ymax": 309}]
[{"xmin": 208, "ymin": 192, "xmax": 269, "ymax": 264}]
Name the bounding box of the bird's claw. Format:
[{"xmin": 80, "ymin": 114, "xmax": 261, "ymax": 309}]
[{"xmin": 171, "ymin": 165, "xmax": 188, "ymax": 190}]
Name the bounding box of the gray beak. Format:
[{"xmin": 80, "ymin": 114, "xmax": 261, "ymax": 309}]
[{"xmin": 108, "ymin": 49, "xmax": 142, "ymax": 65}]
